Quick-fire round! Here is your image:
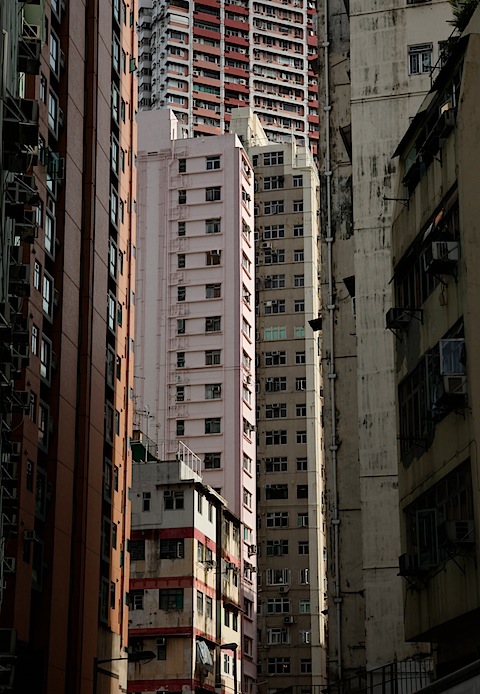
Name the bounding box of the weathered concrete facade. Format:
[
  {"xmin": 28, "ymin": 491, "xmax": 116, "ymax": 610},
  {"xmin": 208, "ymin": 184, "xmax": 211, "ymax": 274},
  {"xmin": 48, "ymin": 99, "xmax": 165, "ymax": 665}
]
[
  {"xmin": 318, "ymin": 0, "xmax": 453, "ymax": 687},
  {"xmin": 391, "ymin": 8, "xmax": 480, "ymax": 677}
]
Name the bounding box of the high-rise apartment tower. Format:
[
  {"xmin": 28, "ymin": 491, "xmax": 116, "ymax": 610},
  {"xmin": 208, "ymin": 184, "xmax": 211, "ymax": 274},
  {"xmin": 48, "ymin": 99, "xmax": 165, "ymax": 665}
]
[
  {"xmin": 137, "ymin": 0, "xmax": 319, "ymax": 156},
  {"xmin": 135, "ymin": 108, "xmax": 257, "ymax": 694}
]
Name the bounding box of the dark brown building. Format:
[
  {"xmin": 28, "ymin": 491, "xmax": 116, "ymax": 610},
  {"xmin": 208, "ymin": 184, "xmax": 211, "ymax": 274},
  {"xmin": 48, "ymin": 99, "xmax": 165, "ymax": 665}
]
[{"xmin": 0, "ymin": 1, "xmax": 137, "ymax": 692}]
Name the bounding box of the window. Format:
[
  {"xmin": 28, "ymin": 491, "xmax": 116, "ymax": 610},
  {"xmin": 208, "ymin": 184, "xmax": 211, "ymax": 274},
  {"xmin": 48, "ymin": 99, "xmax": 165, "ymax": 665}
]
[
  {"xmin": 264, "ymin": 249, "xmax": 285, "ymax": 265},
  {"xmin": 297, "ymin": 513, "xmax": 308, "ymax": 532},
  {"xmin": 267, "ymin": 629, "xmax": 290, "ymax": 645},
  {"xmin": 40, "ymin": 73, "xmax": 47, "ymax": 102},
  {"xmin": 204, "ymin": 452, "xmax": 221, "ymax": 469},
  {"xmin": 242, "ymin": 253, "xmax": 251, "ymax": 273},
  {"xmin": 160, "ymin": 539, "xmax": 185, "ymax": 559},
  {"xmin": 243, "ymin": 453, "xmax": 252, "ymax": 473},
  {"xmin": 206, "ymin": 186, "xmax": 221, "ymax": 201},
  {"xmin": 265, "ymin": 351, "xmax": 286, "ymax": 366},
  {"xmin": 296, "ymin": 404, "xmax": 307, "ymax": 417},
  {"xmin": 31, "ymin": 324, "xmax": 39, "ymax": 356},
  {"xmin": 298, "ymin": 541, "xmax": 309, "ymax": 555},
  {"xmin": 157, "ymin": 638, "xmax": 167, "ymax": 661},
  {"xmin": 299, "ymin": 568, "xmax": 310, "ymax": 584},
  {"xmin": 130, "ymin": 590, "xmax": 144, "ymax": 610},
  {"xmin": 178, "ymin": 158, "xmax": 186, "ymax": 173},
  {"xmin": 266, "ymin": 457, "xmax": 288, "ymax": 473},
  {"xmin": 206, "ymin": 250, "xmax": 221, "ymax": 266},
  {"xmin": 159, "ymin": 588, "xmax": 184, "ymax": 610},
  {"xmin": 205, "ymin": 418, "xmax": 221, "ymax": 434},
  {"xmin": 296, "ymin": 377, "xmax": 306, "ymax": 391},
  {"xmin": 205, "ymin": 384, "xmax": 222, "ymax": 399},
  {"xmin": 408, "ymin": 43, "xmax": 433, "ymax": 75},
  {"xmin": 47, "ymin": 91, "xmax": 59, "ymax": 134},
  {"xmin": 267, "ymin": 598, "xmax": 290, "ymax": 614},
  {"xmin": 206, "ymin": 596, "xmax": 213, "ymax": 618},
  {"xmin": 266, "ymin": 403, "xmax": 287, "ymax": 419},
  {"xmin": 266, "ymin": 430, "xmax": 287, "ymax": 445},
  {"xmin": 110, "ymin": 188, "xmax": 118, "ymax": 226},
  {"xmin": 242, "ymin": 318, "xmax": 251, "ymax": 338},
  {"xmin": 266, "ymin": 511, "xmax": 288, "ymax": 528},
  {"xmin": 206, "ymin": 316, "xmax": 221, "ymax": 332},
  {"xmin": 178, "ymin": 221, "xmax": 186, "ymax": 236},
  {"xmin": 205, "ymin": 350, "xmax": 221, "ymax": 365},
  {"xmin": 264, "ymin": 274, "xmax": 285, "ymax": 289},
  {"xmin": 264, "ymin": 151, "xmax": 284, "ymax": 165},
  {"xmin": 112, "ymin": 85, "xmax": 120, "ymax": 122},
  {"xmin": 206, "ymin": 218, "xmax": 221, "ymax": 234},
  {"xmin": 176, "ymin": 420, "xmax": 185, "ymax": 436},
  {"xmin": 264, "ymin": 326, "xmax": 286, "ymax": 341},
  {"xmin": 297, "ymin": 457, "xmax": 308, "ymax": 471},
  {"xmin": 264, "ymin": 225, "xmax": 285, "ymax": 239},
  {"xmin": 243, "ymin": 487, "xmax": 252, "ymax": 509},
  {"xmin": 267, "ymin": 540, "xmax": 288, "ymax": 556},
  {"xmin": 265, "ymin": 299, "xmax": 285, "ymax": 314},
  {"xmin": 293, "ymin": 200, "xmax": 303, "ymax": 212},
  {"xmin": 297, "ymin": 485, "xmax": 308, "ymax": 499},
  {"xmin": 295, "ymin": 326, "xmax": 305, "ymax": 338},
  {"xmin": 294, "ymin": 249, "xmax": 304, "ymax": 262},
  {"xmin": 206, "ymin": 283, "xmax": 221, "ymax": 298},
  {"xmin": 34, "ymin": 260, "xmax": 41, "ymax": 290},
  {"xmin": 49, "ymin": 31, "xmax": 60, "ymax": 74},
  {"xmin": 206, "ymin": 155, "xmax": 221, "ymax": 170},
  {"xmin": 40, "ymin": 337, "xmax": 51, "ymax": 383},
  {"xmin": 295, "ymin": 300, "xmax": 305, "ymax": 313},
  {"xmin": 264, "ymin": 200, "xmax": 284, "ymax": 215},
  {"xmin": 301, "ymin": 660, "xmax": 312, "ymax": 674},
  {"xmin": 299, "ymin": 600, "xmax": 311, "ymax": 614},
  {"xmin": 293, "ymin": 175, "xmax": 303, "ymax": 188},
  {"xmin": 268, "ymin": 658, "xmax": 291, "ymax": 675},
  {"xmin": 197, "ymin": 541, "xmax": 204, "ymax": 563},
  {"xmin": 296, "ymin": 352, "xmax": 306, "ymax": 365},
  {"xmin": 266, "ymin": 484, "xmax": 288, "ymax": 500},
  {"xmin": 178, "ymin": 190, "xmax": 187, "ymax": 204},
  {"xmin": 176, "ymin": 386, "xmax": 185, "ymax": 402},
  {"xmin": 266, "ymin": 569, "xmax": 290, "ymax": 588},
  {"xmin": 242, "ymin": 285, "xmax": 251, "ymax": 305},
  {"xmin": 197, "ymin": 590, "xmax": 204, "ymax": 614},
  {"xmin": 43, "ymin": 273, "xmax": 54, "ymax": 317},
  {"xmin": 294, "ymin": 274, "xmax": 305, "ymax": 287},
  {"xmin": 178, "ymin": 286, "xmax": 186, "ymax": 301},
  {"xmin": 178, "ymin": 254, "xmax": 186, "ymax": 268},
  {"xmin": 112, "ymin": 34, "xmax": 120, "ymax": 72},
  {"xmin": 264, "ymin": 176, "xmax": 284, "ymax": 190},
  {"xmin": 164, "ymin": 490, "xmax": 184, "ymax": 510},
  {"xmin": 266, "ymin": 377, "xmax": 287, "ymax": 392},
  {"xmin": 130, "ymin": 540, "xmax": 145, "ymax": 561},
  {"xmin": 177, "ymin": 352, "xmax": 185, "ymax": 368},
  {"xmin": 142, "ymin": 491, "xmax": 151, "ymax": 512},
  {"xmin": 297, "ymin": 431, "xmax": 307, "ymax": 444}
]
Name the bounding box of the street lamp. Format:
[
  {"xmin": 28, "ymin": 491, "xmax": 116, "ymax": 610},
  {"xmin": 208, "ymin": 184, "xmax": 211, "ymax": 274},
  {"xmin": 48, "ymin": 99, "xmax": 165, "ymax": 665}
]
[
  {"xmin": 220, "ymin": 643, "xmax": 238, "ymax": 694},
  {"xmin": 93, "ymin": 650, "xmax": 155, "ymax": 694}
]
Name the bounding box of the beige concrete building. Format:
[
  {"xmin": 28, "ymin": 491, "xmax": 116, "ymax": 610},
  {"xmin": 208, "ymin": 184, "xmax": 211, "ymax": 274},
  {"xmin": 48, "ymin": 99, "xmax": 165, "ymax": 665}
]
[
  {"xmin": 391, "ymin": 7, "xmax": 480, "ymax": 681},
  {"xmin": 128, "ymin": 432, "xmax": 242, "ymax": 694},
  {"xmin": 316, "ymin": 0, "xmax": 453, "ymax": 689},
  {"xmin": 231, "ymin": 110, "xmax": 327, "ymax": 693}
]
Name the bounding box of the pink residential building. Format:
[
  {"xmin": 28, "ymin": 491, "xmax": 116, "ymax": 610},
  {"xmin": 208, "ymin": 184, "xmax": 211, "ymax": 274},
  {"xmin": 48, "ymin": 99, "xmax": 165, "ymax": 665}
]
[{"xmin": 135, "ymin": 108, "xmax": 257, "ymax": 694}]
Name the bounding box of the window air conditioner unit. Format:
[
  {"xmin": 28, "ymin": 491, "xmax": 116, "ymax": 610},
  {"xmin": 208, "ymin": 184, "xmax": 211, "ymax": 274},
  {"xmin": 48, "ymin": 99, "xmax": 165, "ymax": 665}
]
[
  {"xmin": 157, "ymin": 637, "xmax": 166, "ymax": 646},
  {"xmin": 164, "ymin": 490, "xmax": 172, "ymax": 497},
  {"xmin": 227, "ymin": 562, "xmax": 236, "ymax": 571},
  {"xmin": 283, "ymin": 616, "xmax": 294, "ymax": 624},
  {"xmin": 423, "ymin": 241, "xmax": 459, "ymax": 274},
  {"xmin": 433, "ymin": 375, "xmax": 467, "ymax": 408},
  {"xmin": 248, "ymin": 544, "xmax": 257, "ymax": 555},
  {"xmin": 385, "ymin": 307, "xmax": 422, "ymax": 330}
]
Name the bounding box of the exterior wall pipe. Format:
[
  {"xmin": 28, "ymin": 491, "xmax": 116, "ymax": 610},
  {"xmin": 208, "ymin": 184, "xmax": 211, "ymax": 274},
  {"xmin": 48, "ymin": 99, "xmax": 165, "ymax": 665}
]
[{"xmin": 322, "ymin": 0, "xmax": 343, "ymax": 683}]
